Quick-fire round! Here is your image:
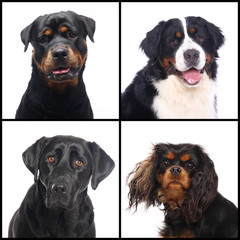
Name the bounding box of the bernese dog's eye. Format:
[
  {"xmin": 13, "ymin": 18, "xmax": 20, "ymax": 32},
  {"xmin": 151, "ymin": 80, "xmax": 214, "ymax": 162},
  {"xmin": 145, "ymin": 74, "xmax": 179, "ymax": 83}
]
[
  {"xmin": 170, "ymin": 39, "xmax": 179, "ymax": 46},
  {"xmin": 185, "ymin": 162, "xmax": 195, "ymax": 170},
  {"xmin": 196, "ymin": 35, "xmax": 204, "ymax": 43}
]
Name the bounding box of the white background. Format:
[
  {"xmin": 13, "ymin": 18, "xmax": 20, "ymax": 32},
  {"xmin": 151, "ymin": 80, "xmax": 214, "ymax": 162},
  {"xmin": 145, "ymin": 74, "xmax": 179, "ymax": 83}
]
[
  {"xmin": 2, "ymin": 121, "xmax": 119, "ymax": 237},
  {"xmin": 2, "ymin": 2, "xmax": 119, "ymax": 119},
  {"xmin": 1, "ymin": 2, "xmax": 239, "ymax": 238},
  {"xmin": 121, "ymin": 121, "xmax": 238, "ymax": 237},
  {"xmin": 122, "ymin": 2, "xmax": 238, "ymax": 119}
]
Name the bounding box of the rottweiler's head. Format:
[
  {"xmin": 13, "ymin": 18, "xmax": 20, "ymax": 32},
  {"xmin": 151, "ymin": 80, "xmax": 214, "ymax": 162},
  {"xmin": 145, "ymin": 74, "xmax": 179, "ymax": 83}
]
[{"xmin": 21, "ymin": 11, "xmax": 95, "ymax": 88}]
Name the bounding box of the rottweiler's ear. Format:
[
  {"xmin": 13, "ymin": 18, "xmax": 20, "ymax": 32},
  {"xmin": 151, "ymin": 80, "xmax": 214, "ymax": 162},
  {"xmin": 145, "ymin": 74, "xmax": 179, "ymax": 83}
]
[
  {"xmin": 21, "ymin": 23, "xmax": 33, "ymax": 52},
  {"xmin": 90, "ymin": 142, "xmax": 115, "ymax": 190},
  {"xmin": 74, "ymin": 12, "xmax": 95, "ymax": 42},
  {"xmin": 22, "ymin": 137, "xmax": 47, "ymax": 182}
]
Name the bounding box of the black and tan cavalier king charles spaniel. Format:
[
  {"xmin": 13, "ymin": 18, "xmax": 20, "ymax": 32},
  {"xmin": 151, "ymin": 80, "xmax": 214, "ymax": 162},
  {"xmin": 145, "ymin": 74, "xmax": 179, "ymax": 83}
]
[{"xmin": 128, "ymin": 143, "xmax": 238, "ymax": 238}]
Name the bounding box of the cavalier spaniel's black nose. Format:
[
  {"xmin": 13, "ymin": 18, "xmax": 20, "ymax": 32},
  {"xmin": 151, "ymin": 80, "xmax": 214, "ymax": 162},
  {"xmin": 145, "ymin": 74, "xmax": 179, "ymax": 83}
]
[{"xmin": 170, "ymin": 166, "xmax": 182, "ymax": 176}]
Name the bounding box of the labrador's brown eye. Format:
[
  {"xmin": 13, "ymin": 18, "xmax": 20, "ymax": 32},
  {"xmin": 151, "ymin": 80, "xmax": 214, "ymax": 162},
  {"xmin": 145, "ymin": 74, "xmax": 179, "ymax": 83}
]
[
  {"xmin": 76, "ymin": 160, "xmax": 83, "ymax": 167},
  {"xmin": 48, "ymin": 156, "xmax": 55, "ymax": 163}
]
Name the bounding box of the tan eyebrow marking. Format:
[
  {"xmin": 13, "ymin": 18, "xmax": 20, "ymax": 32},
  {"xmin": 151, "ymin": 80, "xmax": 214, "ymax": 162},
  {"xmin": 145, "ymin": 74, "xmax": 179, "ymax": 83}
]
[
  {"xmin": 190, "ymin": 27, "xmax": 196, "ymax": 33},
  {"xmin": 176, "ymin": 31, "xmax": 182, "ymax": 38},
  {"xmin": 180, "ymin": 153, "xmax": 190, "ymax": 162},
  {"xmin": 60, "ymin": 26, "xmax": 68, "ymax": 32},
  {"xmin": 44, "ymin": 29, "xmax": 52, "ymax": 36},
  {"xmin": 166, "ymin": 152, "xmax": 175, "ymax": 160}
]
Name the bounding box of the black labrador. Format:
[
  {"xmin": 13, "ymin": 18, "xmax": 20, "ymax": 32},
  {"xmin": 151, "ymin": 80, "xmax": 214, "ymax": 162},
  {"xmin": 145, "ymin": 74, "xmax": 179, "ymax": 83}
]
[{"xmin": 8, "ymin": 135, "xmax": 115, "ymax": 237}]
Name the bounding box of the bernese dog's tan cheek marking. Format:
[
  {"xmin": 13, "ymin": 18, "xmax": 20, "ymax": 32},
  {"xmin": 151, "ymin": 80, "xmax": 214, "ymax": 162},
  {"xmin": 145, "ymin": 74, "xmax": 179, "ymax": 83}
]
[
  {"xmin": 162, "ymin": 58, "xmax": 176, "ymax": 68},
  {"xmin": 206, "ymin": 53, "xmax": 213, "ymax": 63}
]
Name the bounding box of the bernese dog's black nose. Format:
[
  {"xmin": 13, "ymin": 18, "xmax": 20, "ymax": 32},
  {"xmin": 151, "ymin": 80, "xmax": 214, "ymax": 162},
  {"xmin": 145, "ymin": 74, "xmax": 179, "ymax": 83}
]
[{"xmin": 184, "ymin": 49, "xmax": 199, "ymax": 66}]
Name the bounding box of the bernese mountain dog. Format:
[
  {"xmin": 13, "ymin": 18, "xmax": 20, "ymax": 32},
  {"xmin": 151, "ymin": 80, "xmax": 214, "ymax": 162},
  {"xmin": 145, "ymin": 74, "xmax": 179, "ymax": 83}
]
[{"xmin": 121, "ymin": 17, "xmax": 225, "ymax": 119}]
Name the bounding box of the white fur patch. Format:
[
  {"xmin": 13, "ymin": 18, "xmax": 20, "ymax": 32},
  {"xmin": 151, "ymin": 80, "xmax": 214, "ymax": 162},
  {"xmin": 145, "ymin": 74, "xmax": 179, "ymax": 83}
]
[
  {"xmin": 152, "ymin": 72, "xmax": 217, "ymax": 119},
  {"xmin": 175, "ymin": 18, "xmax": 205, "ymax": 72}
]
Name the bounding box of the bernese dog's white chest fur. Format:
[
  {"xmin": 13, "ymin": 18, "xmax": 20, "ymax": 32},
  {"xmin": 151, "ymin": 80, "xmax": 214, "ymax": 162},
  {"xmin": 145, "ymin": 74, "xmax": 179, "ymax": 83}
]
[{"xmin": 152, "ymin": 71, "xmax": 217, "ymax": 119}]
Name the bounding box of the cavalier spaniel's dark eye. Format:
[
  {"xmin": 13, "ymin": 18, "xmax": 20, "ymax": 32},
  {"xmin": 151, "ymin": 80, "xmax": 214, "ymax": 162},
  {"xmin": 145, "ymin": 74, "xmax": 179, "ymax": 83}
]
[
  {"xmin": 185, "ymin": 162, "xmax": 195, "ymax": 170},
  {"xmin": 162, "ymin": 159, "xmax": 170, "ymax": 167}
]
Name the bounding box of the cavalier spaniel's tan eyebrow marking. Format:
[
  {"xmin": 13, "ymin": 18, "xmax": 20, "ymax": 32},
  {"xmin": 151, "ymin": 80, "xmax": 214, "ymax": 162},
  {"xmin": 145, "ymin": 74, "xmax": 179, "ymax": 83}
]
[
  {"xmin": 180, "ymin": 153, "xmax": 190, "ymax": 162},
  {"xmin": 166, "ymin": 152, "xmax": 175, "ymax": 160}
]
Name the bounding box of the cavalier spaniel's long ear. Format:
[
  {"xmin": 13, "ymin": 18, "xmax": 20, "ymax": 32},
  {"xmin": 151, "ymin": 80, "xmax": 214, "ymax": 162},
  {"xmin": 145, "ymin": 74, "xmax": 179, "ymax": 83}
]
[
  {"xmin": 182, "ymin": 145, "xmax": 218, "ymax": 224},
  {"xmin": 127, "ymin": 149, "xmax": 157, "ymax": 210}
]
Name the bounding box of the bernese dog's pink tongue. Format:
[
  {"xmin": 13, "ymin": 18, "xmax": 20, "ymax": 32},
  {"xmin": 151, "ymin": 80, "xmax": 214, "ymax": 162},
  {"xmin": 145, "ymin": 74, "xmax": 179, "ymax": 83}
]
[
  {"xmin": 52, "ymin": 67, "xmax": 70, "ymax": 75},
  {"xmin": 182, "ymin": 68, "xmax": 201, "ymax": 85}
]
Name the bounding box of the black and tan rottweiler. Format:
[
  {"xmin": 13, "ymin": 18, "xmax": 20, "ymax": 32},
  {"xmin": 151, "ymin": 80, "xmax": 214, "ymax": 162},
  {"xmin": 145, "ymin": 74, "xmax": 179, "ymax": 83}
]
[
  {"xmin": 8, "ymin": 135, "xmax": 115, "ymax": 237},
  {"xmin": 16, "ymin": 11, "xmax": 95, "ymax": 119}
]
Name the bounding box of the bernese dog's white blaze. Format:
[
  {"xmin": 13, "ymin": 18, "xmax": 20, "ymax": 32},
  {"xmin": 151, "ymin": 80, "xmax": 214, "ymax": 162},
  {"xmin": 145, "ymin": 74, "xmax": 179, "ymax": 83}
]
[
  {"xmin": 121, "ymin": 16, "xmax": 224, "ymax": 119},
  {"xmin": 175, "ymin": 18, "xmax": 206, "ymax": 75}
]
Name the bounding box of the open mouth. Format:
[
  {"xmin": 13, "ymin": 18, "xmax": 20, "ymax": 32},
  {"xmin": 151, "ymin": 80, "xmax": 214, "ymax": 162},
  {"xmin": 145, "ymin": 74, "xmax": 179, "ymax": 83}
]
[
  {"xmin": 46, "ymin": 66, "xmax": 80, "ymax": 82},
  {"xmin": 177, "ymin": 67, "xmax": 204, "ymax": 87},
  {"xmin": 52, "ymin": 67, "xmax": 71, "ymax": 75}
]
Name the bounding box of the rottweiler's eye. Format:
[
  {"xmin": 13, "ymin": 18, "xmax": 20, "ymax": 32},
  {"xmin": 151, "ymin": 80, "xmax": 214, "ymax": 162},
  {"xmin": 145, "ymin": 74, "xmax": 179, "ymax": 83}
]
[
  {"xmin": 68, "ymin": 31, "xmax": 77, "ymax": 39},
  {"xmin": 48, "ymin": 156, "xmax": 55, "ymax": 163},
  {"xmin": 39, "ymin": 37, "xmax": 47, "ymax": 44},
  {"xmin": 76, "ymin": 160, "xmax": 83, "ymax": 167}
]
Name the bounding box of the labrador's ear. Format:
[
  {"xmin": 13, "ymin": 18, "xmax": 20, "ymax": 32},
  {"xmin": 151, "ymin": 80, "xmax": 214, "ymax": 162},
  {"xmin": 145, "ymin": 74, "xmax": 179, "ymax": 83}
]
[
  {"xmin": 89, "ymin": 142, "xmax": 115, "ymax": 190},
  {"xmin": 22, "ymin": 137, "xmax": 48, "ymax": 182}
]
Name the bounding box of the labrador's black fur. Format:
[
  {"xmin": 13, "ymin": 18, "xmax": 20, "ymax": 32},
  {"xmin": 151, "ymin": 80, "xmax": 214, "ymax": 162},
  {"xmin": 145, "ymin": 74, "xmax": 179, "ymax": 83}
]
[{"xmin": 8, "ymin": 135, "xmax": 115, "ymax": 238}]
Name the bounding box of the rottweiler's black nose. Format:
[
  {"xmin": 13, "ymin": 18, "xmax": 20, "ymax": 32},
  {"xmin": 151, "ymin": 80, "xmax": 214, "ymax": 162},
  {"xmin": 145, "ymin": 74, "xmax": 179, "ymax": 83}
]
[
  {"xmin": 52, "ymin": 183, "xmax": 68, "ymax": 195},
  {"xmin": 52, "ymin": 48, "xmax": 69, "ymax": 63}
]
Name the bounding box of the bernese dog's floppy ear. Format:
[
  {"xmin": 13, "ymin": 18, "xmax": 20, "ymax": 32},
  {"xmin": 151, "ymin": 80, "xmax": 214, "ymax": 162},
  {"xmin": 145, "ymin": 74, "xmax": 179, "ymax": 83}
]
[
  {"xmin": 140, "ymin": 21, "xmax": 166, "ymax": 59},
  {"xmin": 199, "ymin": 17, "xmax": 225, "ymax": 56},
  {"xmin": 182, "ymin": 145, "xmax": 218, "ymax": 224}
]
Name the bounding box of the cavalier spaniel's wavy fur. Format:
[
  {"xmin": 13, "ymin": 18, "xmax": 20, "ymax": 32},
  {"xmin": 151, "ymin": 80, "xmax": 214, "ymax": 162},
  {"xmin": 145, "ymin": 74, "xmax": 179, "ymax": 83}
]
[{"xmin": 128, "ymin": 143, "xmax": 238, "ymax": 238}]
